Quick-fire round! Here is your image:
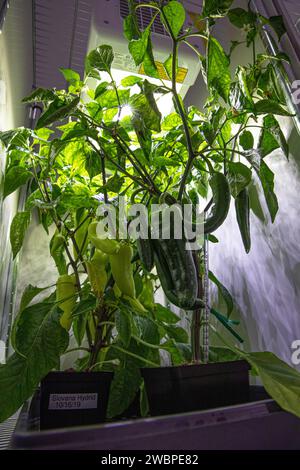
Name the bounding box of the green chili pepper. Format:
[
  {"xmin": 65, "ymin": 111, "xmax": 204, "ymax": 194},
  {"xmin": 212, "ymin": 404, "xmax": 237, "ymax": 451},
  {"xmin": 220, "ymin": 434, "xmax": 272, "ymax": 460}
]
[
  {"xmin": 109, "ymin": 243, "xmax": 136, "ymax": 298},
  {"xmin": 139, "ymin": 276, "xmax": 154, "ymax": 310},
  {"xmin": 56, "ymin": 274, "xmax": 77, "ymax": 330},
  {"xmin": 86, "ymin": 249, "xmax": 108, "ymax": 297},
  {"xmin": 73, "ymin": 209, "xmax": 91, "ymax": 258},
  {"xmin": 88, "ymin": 221, "xmax": 120, "ymax": 254},
  {"xmin": 50, "ymin": 231, "xmax": 67, "ymax": 275}
]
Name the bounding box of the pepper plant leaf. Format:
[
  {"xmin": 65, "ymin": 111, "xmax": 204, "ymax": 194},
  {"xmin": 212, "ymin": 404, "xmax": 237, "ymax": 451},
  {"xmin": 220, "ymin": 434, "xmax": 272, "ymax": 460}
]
[
  {"xmin": 4, "ymin": 166, "xmax": 32, "ymax": 199},
  {"xmin": 259, "ymin": 160, "xmax": 278, "ymax": 222},
  {"xmin": 228, "ymin": 8, "xmax": 257, "ymax": 28},
  {"xmin": 129, "ymin": 26, "xmax": 151, "ymax": 66},
  {"xmin": 10, "ymin": 211, "xmax": 31, "ymax": 259},
  {"xmin": 19, "ymin": 284, "xmax": 49, "ymax": 313},
  {"xmin": 36, "ymin": 97, "xmax": 80, "ymax": 130},
  {"xmin": 209, "ymin": 271, "xmax": 234, "ymax": 317},
  {"xmin": 207, "ymin": 36, "xmax": 231, "ymax": 102},
  {"xmin": 85, "ymin": 45, "xmax": 114, "ymax": 75},
  {"xmin": 115, "ymin": 309, "xmax": 132, "ymax": 348},
  {"xmin": 107, "ymin": 362, "xmax": 142, "ymax": 418},
  {"xmin": 162, "ymin": 1, "xmax": 185, "ymax": 38},
  {"xmin": 227, "ymin": 162, "xmax": 252, "ymax": 198},
  {"xmin": 259, "ymin": 115, "xmax": 289, "ymax": 158},
  {"xmin": 202, "ymin": 0, "xmax": 234, "ymax": 18},
  {"xmin": 59, "ymin": 68, "xmax": 81, "ymax": 84},
  {"xmin": 0, "ymin": 305, "xmax": 68, "ymax": 423},
  {"xmin": 239, "ymin": 130, "xmax": 254, "ymax": 151},
  {"xmin": 243, "ymin": 351, "xmax": 300, "ymax": 419},
  {"xmin": 254, "ymin": 99, "xmax": 294, "ymax": 117},
  {"xmin": 130, "ymin": 92, "xmax": 161, "ymax": 133}
]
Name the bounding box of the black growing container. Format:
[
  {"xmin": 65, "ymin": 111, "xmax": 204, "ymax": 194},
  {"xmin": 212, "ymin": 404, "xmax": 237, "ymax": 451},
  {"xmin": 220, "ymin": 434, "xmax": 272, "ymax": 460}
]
[
  {"xmin": 141, "ymin": 360, "xmax": 250, "ymax": 416},
  {"xmin": 40, "ymin": 371, "xmax": 113, "ymax": 430}
]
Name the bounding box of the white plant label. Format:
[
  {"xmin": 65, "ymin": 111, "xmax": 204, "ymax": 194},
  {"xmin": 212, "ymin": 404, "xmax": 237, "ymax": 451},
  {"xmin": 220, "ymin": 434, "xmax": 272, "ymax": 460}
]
[{"xmin": 48, "ymin": 393, "xmax": 98, "ymax": 410}]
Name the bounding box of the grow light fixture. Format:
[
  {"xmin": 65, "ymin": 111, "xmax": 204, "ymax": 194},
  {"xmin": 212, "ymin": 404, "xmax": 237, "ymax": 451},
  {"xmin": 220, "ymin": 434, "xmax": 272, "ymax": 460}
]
[{"xmin": 87, "ymin": 0, "xmax": 204, "ymax": 106}]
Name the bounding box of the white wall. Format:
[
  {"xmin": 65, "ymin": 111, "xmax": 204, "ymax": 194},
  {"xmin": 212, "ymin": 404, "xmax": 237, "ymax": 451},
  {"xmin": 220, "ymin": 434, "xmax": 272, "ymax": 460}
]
[
  {"xmin": 185, "ymin": 6, "xmax": 300, "ymax": 368},
  {"xmin": 0, "ymin": 0, "xmax": 33, "ymax": 342}
]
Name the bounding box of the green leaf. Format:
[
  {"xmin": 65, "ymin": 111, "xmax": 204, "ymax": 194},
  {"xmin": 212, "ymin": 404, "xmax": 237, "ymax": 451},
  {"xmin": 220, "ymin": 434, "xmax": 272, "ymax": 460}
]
[
  {"xmin": 36, "ymin": 97, "xmax": 80, "ymax": 130},
  {"xmin": 209, "ymin": 271, "xmax": 234, "ymax": 317},
  {"xmin": 163, "ymin": 324, "xmax": 189, "ymax": 343},
  {"xmin": 228, "ymin": 8, "xmax": 256, "ymax": 28},
  {"xmin": 255, "ymin": 99, "xmax": 294, "ymax": 117},
  {"xmin": 239, "ymin": 130, "xmax": 254, "ymax": 150},
  {"xmin": 259, "ymin": 161, "xmax": 278, "ymax": 222},
  {"xmin": 73, "ymin": 312, "xmax": 88, "ymax": 347},
  {"xmin": 227, "ymin": 162, "xmax": 252, "ymax": 198},
  {"xmin": 106, "ymin": 363, "xmax": 141, "ymax": 418},
  {"xmin": 59, "ymin": 184, "xmax": 97, "ymax": 211},
  {"xmin": 243, "ymin": 351, "xmax": 300, "ymax": 418},
  {"xmin": 161, "ymin": 339, "xmax": 186, "ymax": 365},
  {"xmin": 19, "ymin": 284, "xmax": 48, "ymax": 312},
  {"xmin": 202, "ymin": 0, "xmax": 234, "ymax": 18},
  {"xmin": 59, "ymin": 68, "xmax": 81, "ymax": 83},
  {"xmin": 259, "ymin": 115, "xmax": 289, "ymax": 158},
  {"xmin": 130, "ymin": 92, "xmax": 161, "ymax": 133},
  {"xmin": 121, "ymin": 75, "xmax": 142, "ymax": 87},
  {"xmin": 236, "ymin": 66, "xmax": 253, "ymax": 105},
  {"xmin": 208, "ymin": 346, "xmax": 242, "ymax": 363},
  {"xmin": 161, "ymin": 113, "xmax": 182, "ymax": 131},
  {"xmin": 115, "ymin": 310, "xmax": 132, "ymax": 347},
  {"xmin": 163, "ymin": 54, "xmax": 173, "ymax": 80},
  {"xmin": 142, "ymin": 41, "xmax": 159, "ymax": 79},
  {"xmin": 85, "ymin": 151, "xmax": 102, "ymax": 180},
  {"xmin": 72, "ymin": 296, "xmax": 96, "ymax": 318},
  {"xmin": 268, "ymin": 16, "xmax": 286, "ymax": 41},
  {"xmin": 85, "ymin": 45, "xmax": 114, "ymax": 75},
  {"xmin": 208, "ymin": 234, "xmax": 219, "ymax": 243},
  {"xmin": 207, "ymin": 37, "xmax": 231, "ymax": 102},
  {"xmin": 22, "ymin": 88, "xmax": 57, "ymax": 103},
  {"xmin": 133, "ymin": 315, "xmax": 160, "ymax": 346},
  {"xmin": 0, "ymin": 305, "xmax": 68, "ymax": 422},
  {"xmin": 94, "ymin": 81, "xmax": 109, "ymax": 99},
  {"xmin": 0, "ymin": 130, "xmax": 17, "ymax": 147},
  {"xmin": 105, "ymin": 174, "xmax": 125, "ymax": 193},
  {"xmin": 4, "ymin": 166, "xmax": 32, "ymax": 199},
  {"xmin": 162, "ymin": 1, "xmax": 185, "ymax": 38},
  {"xmin": 10, "ymin": 211, "xmax": 31, "ymax": 259},
  {"xmin": 97, "ymin": 89, "xmax": 130, "ymax": 108},
  {"xmin": 123, "ymin": 13, "xmax": 140, "ymax": 41},
  {"xmin": 129, "ymin": 27, "xmax": 150, "ymax": 66},
  {"xmin": 153, "ymin": 303, "xmax": 180, "ymax": 324}
]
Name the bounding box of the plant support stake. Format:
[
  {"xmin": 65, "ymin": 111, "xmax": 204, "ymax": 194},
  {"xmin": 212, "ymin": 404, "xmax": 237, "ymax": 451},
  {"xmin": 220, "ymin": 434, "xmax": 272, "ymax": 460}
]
[{"xmin": 203, "ymin": 233, "xmax": 210, "ymax": 364}]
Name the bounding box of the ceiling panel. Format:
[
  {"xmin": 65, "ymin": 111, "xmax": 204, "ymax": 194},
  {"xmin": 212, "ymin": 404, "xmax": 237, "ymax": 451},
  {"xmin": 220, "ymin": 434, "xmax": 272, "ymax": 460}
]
[{"xmin": 33, "ymin": 0, "xmax": 93, "ymax": 89}]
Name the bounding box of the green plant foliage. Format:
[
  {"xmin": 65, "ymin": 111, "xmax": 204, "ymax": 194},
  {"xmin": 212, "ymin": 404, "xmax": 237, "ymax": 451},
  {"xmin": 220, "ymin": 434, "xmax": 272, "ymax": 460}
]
[
  {"xmin": 259, "ymin": 161, "xmax": 279, "ymax": 223},
  {"xmin": 4, "ymin": 166, "xmax": 32, "ymax": 199},
  {"xmin": 202, "ymin": 0, "xmax": 234, "ymax": 18},
  {"xmin": 207, "ymin": 37, "xmax": 231, "ymax": 101},
  {"xmin": 10, "ymin": 211, "xmax": 31, "ymax": 259},
  {"xmin": 0, "ymin": 0, "xmax": 297, "ymax": 424},
  {"xmin": 227, "ymin": 162, "xmax": 252, "ymax": 198},
  {"xmin": 162, "ymin": 1, "xmax": 185, "ymax": 38},
  {"xmin": 0, "ymin": 304, "xmax": 68, "ymax": 422},
  {"xmin": 85, "ymin": 45, "xmax": 114, "ymax": 75},
  {"xmin": 209, "ymin": 271, "xmax": 234, "ymax": 317}
]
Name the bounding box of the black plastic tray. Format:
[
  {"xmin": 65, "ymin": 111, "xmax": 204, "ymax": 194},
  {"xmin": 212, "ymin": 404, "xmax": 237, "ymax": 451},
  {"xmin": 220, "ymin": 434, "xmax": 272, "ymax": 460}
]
[{"xmin": 10, "ymin": 387, "xmax": 300, "ymax": 450}]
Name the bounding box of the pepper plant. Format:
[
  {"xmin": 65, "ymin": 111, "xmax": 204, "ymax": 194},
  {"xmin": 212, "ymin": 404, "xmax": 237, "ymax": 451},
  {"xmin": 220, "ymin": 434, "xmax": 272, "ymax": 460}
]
[{"xmin": 1, "ymin": 0, "xmax": 300, "ymax": 423}]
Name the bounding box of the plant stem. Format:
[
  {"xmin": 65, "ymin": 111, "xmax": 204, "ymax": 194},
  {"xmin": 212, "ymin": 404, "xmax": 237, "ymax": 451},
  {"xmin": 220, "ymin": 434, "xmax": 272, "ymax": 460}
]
[
  {"xmin": 191, "ymin": 251, "xmax": 203, "ymax": 363},
  {"xmin": 88, "ymin": 138, "xmax": 152, "ymax": 192}
]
